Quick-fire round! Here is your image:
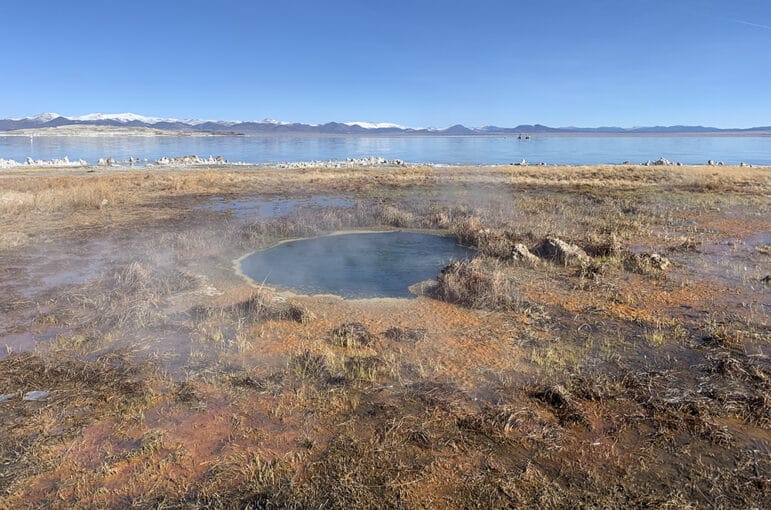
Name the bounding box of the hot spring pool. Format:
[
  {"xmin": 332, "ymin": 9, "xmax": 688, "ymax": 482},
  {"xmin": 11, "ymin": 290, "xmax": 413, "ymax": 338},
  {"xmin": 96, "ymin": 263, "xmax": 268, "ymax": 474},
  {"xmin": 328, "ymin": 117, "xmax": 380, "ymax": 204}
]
[{"xmin": 238, "ymin": 231, "xmax": 475, "ymax": 298}]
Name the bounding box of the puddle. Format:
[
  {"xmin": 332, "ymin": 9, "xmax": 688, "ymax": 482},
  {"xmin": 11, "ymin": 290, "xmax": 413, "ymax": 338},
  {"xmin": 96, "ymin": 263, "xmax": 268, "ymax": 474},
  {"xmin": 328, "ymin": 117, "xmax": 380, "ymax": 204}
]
[
  {"xmin": 0, "ymin": 327, "xmax": 68, "ymax": 359},
  {"xmin": 200, "ymin": 195, "xmax": 354, "ymax": 220},
  {"xmin": 238, "ymin": 231, "xmax": 475, "ymax": 298}
]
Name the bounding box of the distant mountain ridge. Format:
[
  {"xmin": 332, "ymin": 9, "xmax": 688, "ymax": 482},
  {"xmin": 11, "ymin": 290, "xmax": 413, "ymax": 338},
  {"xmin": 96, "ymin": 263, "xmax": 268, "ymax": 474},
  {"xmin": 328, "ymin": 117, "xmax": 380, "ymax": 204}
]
[{"xmin": 1, "ymin": 113, "xmax": 769, "ymax": 135}]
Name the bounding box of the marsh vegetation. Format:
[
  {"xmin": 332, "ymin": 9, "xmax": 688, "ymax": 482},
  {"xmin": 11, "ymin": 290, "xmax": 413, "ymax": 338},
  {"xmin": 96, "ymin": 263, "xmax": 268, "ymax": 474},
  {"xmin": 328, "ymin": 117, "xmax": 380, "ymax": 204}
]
[{"xmin": 0, "ymin": 163, "xmax": 769, "ymax": 508}]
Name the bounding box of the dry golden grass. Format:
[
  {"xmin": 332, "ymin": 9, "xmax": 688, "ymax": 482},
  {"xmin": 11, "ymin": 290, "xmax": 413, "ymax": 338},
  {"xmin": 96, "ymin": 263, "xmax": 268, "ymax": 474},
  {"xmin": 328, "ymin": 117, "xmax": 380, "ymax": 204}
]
[{"xmin": 1, "ymin": 163, "xmax": 768, "ymax": 217}]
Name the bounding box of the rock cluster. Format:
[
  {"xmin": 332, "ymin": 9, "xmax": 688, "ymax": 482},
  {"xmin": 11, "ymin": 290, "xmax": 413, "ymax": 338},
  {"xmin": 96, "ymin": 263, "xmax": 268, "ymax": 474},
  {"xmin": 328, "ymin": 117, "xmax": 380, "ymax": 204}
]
[
  {"xmin": 0, "ymin": 157, "xmax": 88, "ymax": 168},
  {"xmin": 153, "ymin": 155, "xmax": 227, "ymax": 166},
  {"xmin": 642, "ymin": 157, "xmax": 681, "ymax": 166},
  {"xmin": 275, "ymin": 157, "xmax": 406, "ymax": 169}
]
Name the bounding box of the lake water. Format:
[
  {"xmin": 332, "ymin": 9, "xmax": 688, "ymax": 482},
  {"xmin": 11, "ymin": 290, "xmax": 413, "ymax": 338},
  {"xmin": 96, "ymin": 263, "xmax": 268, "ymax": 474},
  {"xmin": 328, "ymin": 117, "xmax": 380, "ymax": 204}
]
[
  {"xmin": 1, "ymin": 134, "xmax": 769, "ymax": 166},
  {"xmin": 239, "ymin": 231, "xmax": 475, "ymax": 298}
]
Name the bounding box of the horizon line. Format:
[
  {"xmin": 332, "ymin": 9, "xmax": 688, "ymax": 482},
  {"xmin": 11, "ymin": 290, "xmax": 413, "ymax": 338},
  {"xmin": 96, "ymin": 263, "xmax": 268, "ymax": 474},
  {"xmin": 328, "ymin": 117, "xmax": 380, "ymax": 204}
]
[{"xmin": 3, "ymin": 112, "xmax": 770, "ymax": 131}]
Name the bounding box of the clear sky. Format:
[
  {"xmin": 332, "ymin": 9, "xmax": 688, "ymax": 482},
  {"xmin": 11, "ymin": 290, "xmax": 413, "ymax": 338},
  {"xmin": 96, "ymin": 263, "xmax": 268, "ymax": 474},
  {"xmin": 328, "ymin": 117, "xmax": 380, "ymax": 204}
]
[{"xmin": 1, "ymin": 0, "xmax": 769, "ymax": 127}]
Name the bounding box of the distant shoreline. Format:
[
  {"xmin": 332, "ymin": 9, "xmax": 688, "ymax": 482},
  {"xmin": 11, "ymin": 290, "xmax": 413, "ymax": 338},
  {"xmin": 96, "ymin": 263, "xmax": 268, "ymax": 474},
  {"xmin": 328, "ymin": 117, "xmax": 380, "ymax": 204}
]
[
  {"xmin": 0, "ymin": 125, "xmax": 234, "ymax": 137},
  {"xmin": 1, "ymin": 126, "xmax": 769, "ymax": 138}
]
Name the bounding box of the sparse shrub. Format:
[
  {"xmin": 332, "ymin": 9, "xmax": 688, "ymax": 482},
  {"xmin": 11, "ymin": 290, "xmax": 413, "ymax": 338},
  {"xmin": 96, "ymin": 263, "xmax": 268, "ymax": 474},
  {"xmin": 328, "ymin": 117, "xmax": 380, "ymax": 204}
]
[
  {"xmin": 583, "ymin": 232, "xmax": 623, "ymax": 258},
  {"xmin": 383, "ymin": 327, "xmax": 427, "ymax": 344},
  {"xmin": 343, "ymin": 355, "xmax": 388, "ymax": 381},
  {"xmin": 328, "ymin": 322, "xmax": 373, "ymax": 348},
  {"xmin": 231, "ymin": 291, "xmax": 314, "ymax": 324},
  {"xmin": 374, "ymin": 204, "xmax": 415, "ymax": 227},
  {"xmin": 432, "ymin": 257, "xmax": 517, "ymax": 310},
  {"xmin": 452, "ymin": 215, "xmax": 484, "ymax": 246},
  {"xmin": 287, "ymin": 350, "xmax": 331, "ymax": 381},
  {"xmin": 476, "ymin": 229, "xmax": 520, "ymax": 258},
  {"xmin": 73, "ymin": 262, "xmax": 199, "ymax": 330}
]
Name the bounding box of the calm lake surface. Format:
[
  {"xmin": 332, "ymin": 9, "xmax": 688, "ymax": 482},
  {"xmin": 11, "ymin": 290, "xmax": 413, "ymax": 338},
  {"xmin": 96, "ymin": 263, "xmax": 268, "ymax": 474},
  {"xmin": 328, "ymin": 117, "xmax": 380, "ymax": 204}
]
[
  {"xmin": 1, "ymin": 135, "xmax": 769, "ymax": 165},
  {"xmin": 239, "ymin": 232, "xmax": 475, "ymax": 298}
]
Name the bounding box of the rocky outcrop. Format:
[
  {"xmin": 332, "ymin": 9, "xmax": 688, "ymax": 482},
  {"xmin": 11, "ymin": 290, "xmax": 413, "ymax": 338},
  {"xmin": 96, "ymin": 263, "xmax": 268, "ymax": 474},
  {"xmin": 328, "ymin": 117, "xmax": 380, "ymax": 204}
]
[
  {"xmin": 0, "ymin": 157, "xmax": 87, "ymax": 168},
  {"xmin": 512, "ymin": 243, "xmax": 541, "ymax": 266},
  {"xmin": 536, "ymin": 237, "xmax": 592, "ymax": 266},
  {"xmin": 153, "ymin": 155, "xmax": 227, "ymax": 166}
]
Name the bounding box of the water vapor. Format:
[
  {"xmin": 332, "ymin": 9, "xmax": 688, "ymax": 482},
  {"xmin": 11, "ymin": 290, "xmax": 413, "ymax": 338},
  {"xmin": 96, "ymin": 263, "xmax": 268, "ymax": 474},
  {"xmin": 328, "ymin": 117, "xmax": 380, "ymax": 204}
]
[{"xmin": 730, "ymin": 18, "xmax": 771, "ymax": 31}]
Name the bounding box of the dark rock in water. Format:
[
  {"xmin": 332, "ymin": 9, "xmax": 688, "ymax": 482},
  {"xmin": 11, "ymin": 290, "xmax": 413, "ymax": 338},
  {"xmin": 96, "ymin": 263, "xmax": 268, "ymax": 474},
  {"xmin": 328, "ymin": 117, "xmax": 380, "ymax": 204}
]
[
  {"xmin": 383, "ymin": 327, "xmax": 428, "ymax": 344},
  {"xmin": 23, "ymin": 390, "xmax": 50, "ymax": 401},
  {"xmin": 329, "ymin": 322, "xmax": 374, "ymax": 348}
]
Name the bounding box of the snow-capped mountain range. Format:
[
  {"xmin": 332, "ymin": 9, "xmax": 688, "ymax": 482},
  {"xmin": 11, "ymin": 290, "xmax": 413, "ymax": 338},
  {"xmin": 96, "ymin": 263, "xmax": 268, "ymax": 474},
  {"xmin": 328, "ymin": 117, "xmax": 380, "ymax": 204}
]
[{"xmin": 1, "ymin": 113, "xmax": 769, "ymax": 135}]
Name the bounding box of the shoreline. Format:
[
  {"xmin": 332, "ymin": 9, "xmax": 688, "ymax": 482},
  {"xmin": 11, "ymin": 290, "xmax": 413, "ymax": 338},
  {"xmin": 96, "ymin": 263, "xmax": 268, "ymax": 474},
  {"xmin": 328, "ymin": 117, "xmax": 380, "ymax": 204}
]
[
  {"xmin": 2, "ymin": 128, "xmax": 770, "ymax": 138},
  {"xmin": 1, "ymin": 159, "xmax": 768, "ymax": 173}
]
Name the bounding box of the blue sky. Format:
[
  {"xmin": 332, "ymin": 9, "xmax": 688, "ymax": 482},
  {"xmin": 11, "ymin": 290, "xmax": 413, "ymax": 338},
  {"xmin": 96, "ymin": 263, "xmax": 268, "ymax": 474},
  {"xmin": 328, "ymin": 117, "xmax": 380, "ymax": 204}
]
[{"xmin": 1, "ymin": 0, "xmax": 769, "ymax": 127}]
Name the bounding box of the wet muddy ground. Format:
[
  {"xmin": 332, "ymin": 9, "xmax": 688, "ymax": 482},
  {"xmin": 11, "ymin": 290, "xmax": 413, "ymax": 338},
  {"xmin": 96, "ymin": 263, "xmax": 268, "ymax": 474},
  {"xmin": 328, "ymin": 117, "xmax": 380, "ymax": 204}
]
[{"xmin": 0, "ymin": 164, "xmax": 768, "ymax": 508}]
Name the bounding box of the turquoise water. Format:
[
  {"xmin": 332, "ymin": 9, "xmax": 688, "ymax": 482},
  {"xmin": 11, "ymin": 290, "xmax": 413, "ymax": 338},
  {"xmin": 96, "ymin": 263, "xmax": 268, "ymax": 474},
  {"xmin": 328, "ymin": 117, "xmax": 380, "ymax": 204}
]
[
  {"xmin": 1, "ymin": 135, "xmax": 769, "ymax": 165},
  {"xmin": 239, "ymin": 231, "xmax": 475, "ymax": 298}
]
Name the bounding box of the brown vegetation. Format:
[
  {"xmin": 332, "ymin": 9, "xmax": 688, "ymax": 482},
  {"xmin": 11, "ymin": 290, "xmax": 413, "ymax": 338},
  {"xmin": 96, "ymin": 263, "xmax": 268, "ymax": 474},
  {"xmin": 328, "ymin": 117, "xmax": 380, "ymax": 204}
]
[{"xmin": 0, "ymin": 163, "xmax": 769, "ymax": 508}]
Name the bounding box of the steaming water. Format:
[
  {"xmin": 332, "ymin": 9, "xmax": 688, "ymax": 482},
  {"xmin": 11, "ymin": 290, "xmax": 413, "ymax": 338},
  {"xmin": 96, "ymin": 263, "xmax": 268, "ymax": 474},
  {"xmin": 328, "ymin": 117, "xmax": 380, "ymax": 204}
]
[
  {"xmin": 1, "ymin": 135, "xmax": 770, "ymax": 165},
  {"xmin": 199, "ymin": 196, "xmax": 354, "ymax": 220},
  {"xmin": 239, "ymin": 231, "xmax": 475, "ymax": 298}
]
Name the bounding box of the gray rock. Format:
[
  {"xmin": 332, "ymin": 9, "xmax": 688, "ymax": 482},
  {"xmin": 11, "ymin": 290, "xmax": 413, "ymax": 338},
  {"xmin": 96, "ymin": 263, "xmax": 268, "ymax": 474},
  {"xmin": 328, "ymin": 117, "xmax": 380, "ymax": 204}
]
[
  {"xmin": 0, "ymin": 393, "xmax": 16, "ymax": 402},
  {"xmin": 23, "ymin": 390, "xmax": 50, "ymax": 401},
  {"xmin": 538, "ymin": 237, "xmax": 592, "ymax": 266},
  {"xmin": 512, "ymin": 243, "xmax": 540, "ymax": 266}
]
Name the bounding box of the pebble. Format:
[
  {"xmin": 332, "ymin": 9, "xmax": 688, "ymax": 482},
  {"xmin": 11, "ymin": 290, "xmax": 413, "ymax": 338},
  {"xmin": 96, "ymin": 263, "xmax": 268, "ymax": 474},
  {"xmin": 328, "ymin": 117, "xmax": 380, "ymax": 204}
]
[{"xmin": 23, "ymin": 390, "xmax": 50, "ymax": 401}]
